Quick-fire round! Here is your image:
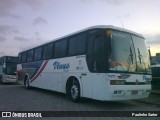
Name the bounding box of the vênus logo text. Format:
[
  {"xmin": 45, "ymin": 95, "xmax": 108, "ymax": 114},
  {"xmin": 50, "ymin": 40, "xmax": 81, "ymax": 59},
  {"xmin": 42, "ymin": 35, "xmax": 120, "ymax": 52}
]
[{"xmin": 53, "ymin": 61, "xmax": 70, "ymax": 70}]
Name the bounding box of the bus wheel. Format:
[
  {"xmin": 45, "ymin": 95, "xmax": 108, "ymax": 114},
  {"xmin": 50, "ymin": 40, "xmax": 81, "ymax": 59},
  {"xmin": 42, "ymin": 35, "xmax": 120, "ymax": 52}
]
[
  {"xmin": 24, "ymin": 77, "xmax": 30, "ymax": 89},
  {"xmin": 67, "ymin": 79, "xmax": 81, "ymax": 102}
]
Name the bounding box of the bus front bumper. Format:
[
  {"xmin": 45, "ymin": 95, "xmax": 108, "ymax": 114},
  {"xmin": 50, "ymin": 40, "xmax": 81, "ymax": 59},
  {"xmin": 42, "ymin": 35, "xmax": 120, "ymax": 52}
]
[
  {"xmin": 106, "ymin": 85, "xmax": 151, "ymax": 101},
  {"xmin": 3, "ymin": 76, "xmax": 17, "ymax": 83}
]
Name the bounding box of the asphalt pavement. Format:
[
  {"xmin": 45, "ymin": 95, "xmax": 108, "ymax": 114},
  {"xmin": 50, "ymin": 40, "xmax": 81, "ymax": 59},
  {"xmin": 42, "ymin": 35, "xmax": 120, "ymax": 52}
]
[{"xmin": 137, "ymin": 86, "xmax": 160, "ymax": 106}]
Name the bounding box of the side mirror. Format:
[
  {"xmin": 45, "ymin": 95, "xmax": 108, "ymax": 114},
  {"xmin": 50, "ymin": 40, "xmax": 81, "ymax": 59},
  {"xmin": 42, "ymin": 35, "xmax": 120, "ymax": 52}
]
[
  {"xmin": 2, "ymin": 63, "xmax": 6, "ymax": 73},
  {"xmin": 3, "ymin": 63, "xmax": 6, "ymax": 69},
  {"xmin": 148, "ymin": 47, "xmax": 152, "ymax": 64}
]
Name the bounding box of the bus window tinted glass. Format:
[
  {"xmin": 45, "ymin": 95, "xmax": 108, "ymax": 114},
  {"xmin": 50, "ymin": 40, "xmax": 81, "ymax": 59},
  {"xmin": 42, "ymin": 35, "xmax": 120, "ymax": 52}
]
[
  {"xmin": 21, "ymin": 52, "xmax": 27, "ymax": 63},
  {"xmin": 68, "ymin": 37, "xmax": 76, "ymax": 56},
  {"xmin": 42, "ymin": 43, "xmax": 54, "ymax": 59},
  {"xmin": 76, "ymin": 34, "xmax": 87, "ymax": 54},
  {"xmin": 93, "ymin": 35, "xmax": 106, "ymax": 72},
  {"xmin": 54, "ymin": 39, "xmax": 67, "ymax": 58},
  {"xmin": 34, "ymin": 47, "xmax": 42, "ymax": 61},
  {"xmin": 18, "ymin": 53, "xmax": 22, "ymax": 63},
  {"xmin": 47, "ymin": 43, "xmax": 54, "ymax": 59},
  {"xmin": 42, "ymin": 45, "xmax": 48, "ymax": 59},
  {"xmin": 27, "ymin": 50, "xmax": 34, "ymax": 62},
  {"xmin": 0, "ymin": 58, "xmax": 2, "ymax": 65}
]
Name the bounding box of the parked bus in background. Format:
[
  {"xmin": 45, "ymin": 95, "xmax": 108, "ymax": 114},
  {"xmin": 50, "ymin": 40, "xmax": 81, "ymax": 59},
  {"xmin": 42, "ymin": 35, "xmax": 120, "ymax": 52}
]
[
  {"xmin": 0, "ymin": 56, "xmax": 18, "ymax": 83},
  {"xmin": 151, "ymin": 64, "xmax": 160, "ymax": 86},
  {"xmin": 17, "ymin": 25, "xmax": 152, "ymax": 102}
]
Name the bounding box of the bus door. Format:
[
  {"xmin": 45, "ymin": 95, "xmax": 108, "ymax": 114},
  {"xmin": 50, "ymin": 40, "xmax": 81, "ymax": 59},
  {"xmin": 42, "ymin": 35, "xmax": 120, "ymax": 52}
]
[
  {"xmin": 85, "ymin": 30, "xmax": 107, "ymax": 99},
  {"xmin": 87, "ymin": 30, "xmax": 106, "ymax": 73}
]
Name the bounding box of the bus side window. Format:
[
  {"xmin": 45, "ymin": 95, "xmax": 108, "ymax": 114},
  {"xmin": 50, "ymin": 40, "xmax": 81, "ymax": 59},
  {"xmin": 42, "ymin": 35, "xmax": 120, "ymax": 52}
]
[
  {"xmin": 87, "ymin": 30, "xmax": 106, "ymax": 72},
  {"xmin": 93, "ymin": 35, "xmax": 106, "ymax": 72},
  {"xmin": 42, "ymin": 43, "xmax": 54, "ymax": 60},
  {"xmin": 27, "ymin": 49, "xmax": 34, "ymax": 62},
  {"xmin": 47, "ymin": 43, "xmax": 54, "ymax": 59},
  {"xmin": 42, "ymin": 45, "xmax": 48, "ymax": 59},
  {"xmin": 34, "ymin": 47, "xmax": 42, "ymax": 61},
  {"xmin": 18, "ymin": 53, "xmax": 22, "ymax": 63},
  {"xmin": 86, "ymin": 32, "xmax": 94, "ymax": 72},
  {"xmin": 76, "ymin": 33, "xmax": 87, "ymax": 54},
  {"xmin": 54, "ymin": 39, "xmax": 67, "ymax": 58},
  {"xmin": 21, "ymin": 52, "xmax": 27, "ymax": 63},
  {"xmin": 68, "ymin": 36, "xmax": 76, "ymax": 56}
]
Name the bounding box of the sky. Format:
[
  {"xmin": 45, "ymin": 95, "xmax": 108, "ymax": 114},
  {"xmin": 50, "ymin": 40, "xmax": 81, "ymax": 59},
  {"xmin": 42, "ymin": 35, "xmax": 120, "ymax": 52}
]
[{"xmin": 0, "ymin": 0, "xmax": 160, "ymax": 57}]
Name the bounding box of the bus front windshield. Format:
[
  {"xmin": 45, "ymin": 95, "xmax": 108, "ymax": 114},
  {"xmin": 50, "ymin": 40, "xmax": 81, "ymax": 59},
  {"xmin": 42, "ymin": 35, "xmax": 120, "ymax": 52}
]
[
  {"xmin": 109, "ymin": 31, "xmax": 151, "ymax": 74},
  {"xmin": 3, "ymin": 63, "xmax": 17, "ymax": 75}
]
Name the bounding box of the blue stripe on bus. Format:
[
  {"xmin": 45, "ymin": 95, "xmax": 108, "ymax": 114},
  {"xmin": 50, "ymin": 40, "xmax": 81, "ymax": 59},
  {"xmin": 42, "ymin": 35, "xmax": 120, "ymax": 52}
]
[
  {"xmin": 30, "ymin": 60, "xmax": 49, "ymax": 82},
  {"xmin": 22, "ymin": 61, "xmax": 44, "ymax": 80}
]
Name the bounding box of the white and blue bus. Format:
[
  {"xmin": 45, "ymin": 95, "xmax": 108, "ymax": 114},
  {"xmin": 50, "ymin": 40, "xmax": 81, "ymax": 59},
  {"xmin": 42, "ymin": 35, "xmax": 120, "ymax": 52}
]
[
  {"xmin": 17, "ymin": 25, "xmax": 151, "ymax": 102},
  {"xmin": 0, "ymin": 56, "xmax": 18, "ymax": 83}
]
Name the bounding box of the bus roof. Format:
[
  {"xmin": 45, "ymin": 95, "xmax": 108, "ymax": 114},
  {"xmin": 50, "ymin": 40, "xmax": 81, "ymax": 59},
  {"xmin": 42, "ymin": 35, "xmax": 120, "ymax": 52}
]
[{"xmin": 20, "ymin": 25, "xmax": 144, "ymax": 53}]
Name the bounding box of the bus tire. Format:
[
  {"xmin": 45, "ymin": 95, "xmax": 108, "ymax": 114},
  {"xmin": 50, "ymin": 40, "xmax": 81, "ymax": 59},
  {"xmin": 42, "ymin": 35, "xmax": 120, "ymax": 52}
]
[
  {"xmin": 24, "ymin": 76, "xmax": 30, "ymax": 89},
  {"xmin": 66, "ymin": 78, "xmax": 81, "ymax": 103}
]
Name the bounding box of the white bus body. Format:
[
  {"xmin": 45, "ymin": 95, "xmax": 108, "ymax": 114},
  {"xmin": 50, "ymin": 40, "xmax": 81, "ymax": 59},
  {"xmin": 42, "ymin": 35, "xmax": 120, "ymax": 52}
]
[{"xmin": 17, "ymin": 25, "xmax": 152, "ymax": 102}]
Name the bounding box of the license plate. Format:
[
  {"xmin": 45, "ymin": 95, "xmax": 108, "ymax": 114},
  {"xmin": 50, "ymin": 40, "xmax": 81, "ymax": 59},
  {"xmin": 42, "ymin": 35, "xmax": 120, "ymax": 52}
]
[{"xmin": 131, "ymin": 90, "xmax": 138, "ymax": 95}]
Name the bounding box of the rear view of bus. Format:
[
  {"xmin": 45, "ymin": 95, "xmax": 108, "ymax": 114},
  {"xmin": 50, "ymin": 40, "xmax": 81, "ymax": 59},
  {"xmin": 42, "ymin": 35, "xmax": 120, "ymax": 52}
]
[{"xmin": 0, "ymin": 56, "xmax": 18, "ymax": 83}]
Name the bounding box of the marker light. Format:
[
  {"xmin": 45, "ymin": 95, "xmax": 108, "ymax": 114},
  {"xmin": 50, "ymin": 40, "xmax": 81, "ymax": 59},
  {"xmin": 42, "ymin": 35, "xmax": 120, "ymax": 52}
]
[{"xmin": 106, "ymin": 30, "xmax": 112, "ymax": 36}]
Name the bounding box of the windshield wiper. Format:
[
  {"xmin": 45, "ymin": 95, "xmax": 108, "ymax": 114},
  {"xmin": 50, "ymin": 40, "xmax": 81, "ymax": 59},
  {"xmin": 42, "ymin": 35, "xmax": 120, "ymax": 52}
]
[
  {"xmin": 130, "ymin": 47, "xmax": 133, "ymax": 64},
  {"xmin": 127, "ymin": 47, "xmax": 133, "ymax": 71},
  {"xmin": 138, "ymin": 48, "xmax": 142, "ymax": 64},
  {"xmin": 137, "ymin": 48, "xmax": 147, "ymax": 73}
]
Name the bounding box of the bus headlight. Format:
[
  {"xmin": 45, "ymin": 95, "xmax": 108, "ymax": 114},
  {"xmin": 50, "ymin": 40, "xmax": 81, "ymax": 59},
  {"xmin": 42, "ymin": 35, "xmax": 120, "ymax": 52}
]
[{"xmin": 110, "ymin": 80, "xmax": 125, "ymax": 85}]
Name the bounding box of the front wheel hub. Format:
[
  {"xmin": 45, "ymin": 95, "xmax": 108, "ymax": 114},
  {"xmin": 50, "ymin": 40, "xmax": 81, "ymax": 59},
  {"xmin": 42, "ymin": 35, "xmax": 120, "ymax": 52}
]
[{"xmin": 71, "ymin": 85, "xmax": 78, "ymax": 99}]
